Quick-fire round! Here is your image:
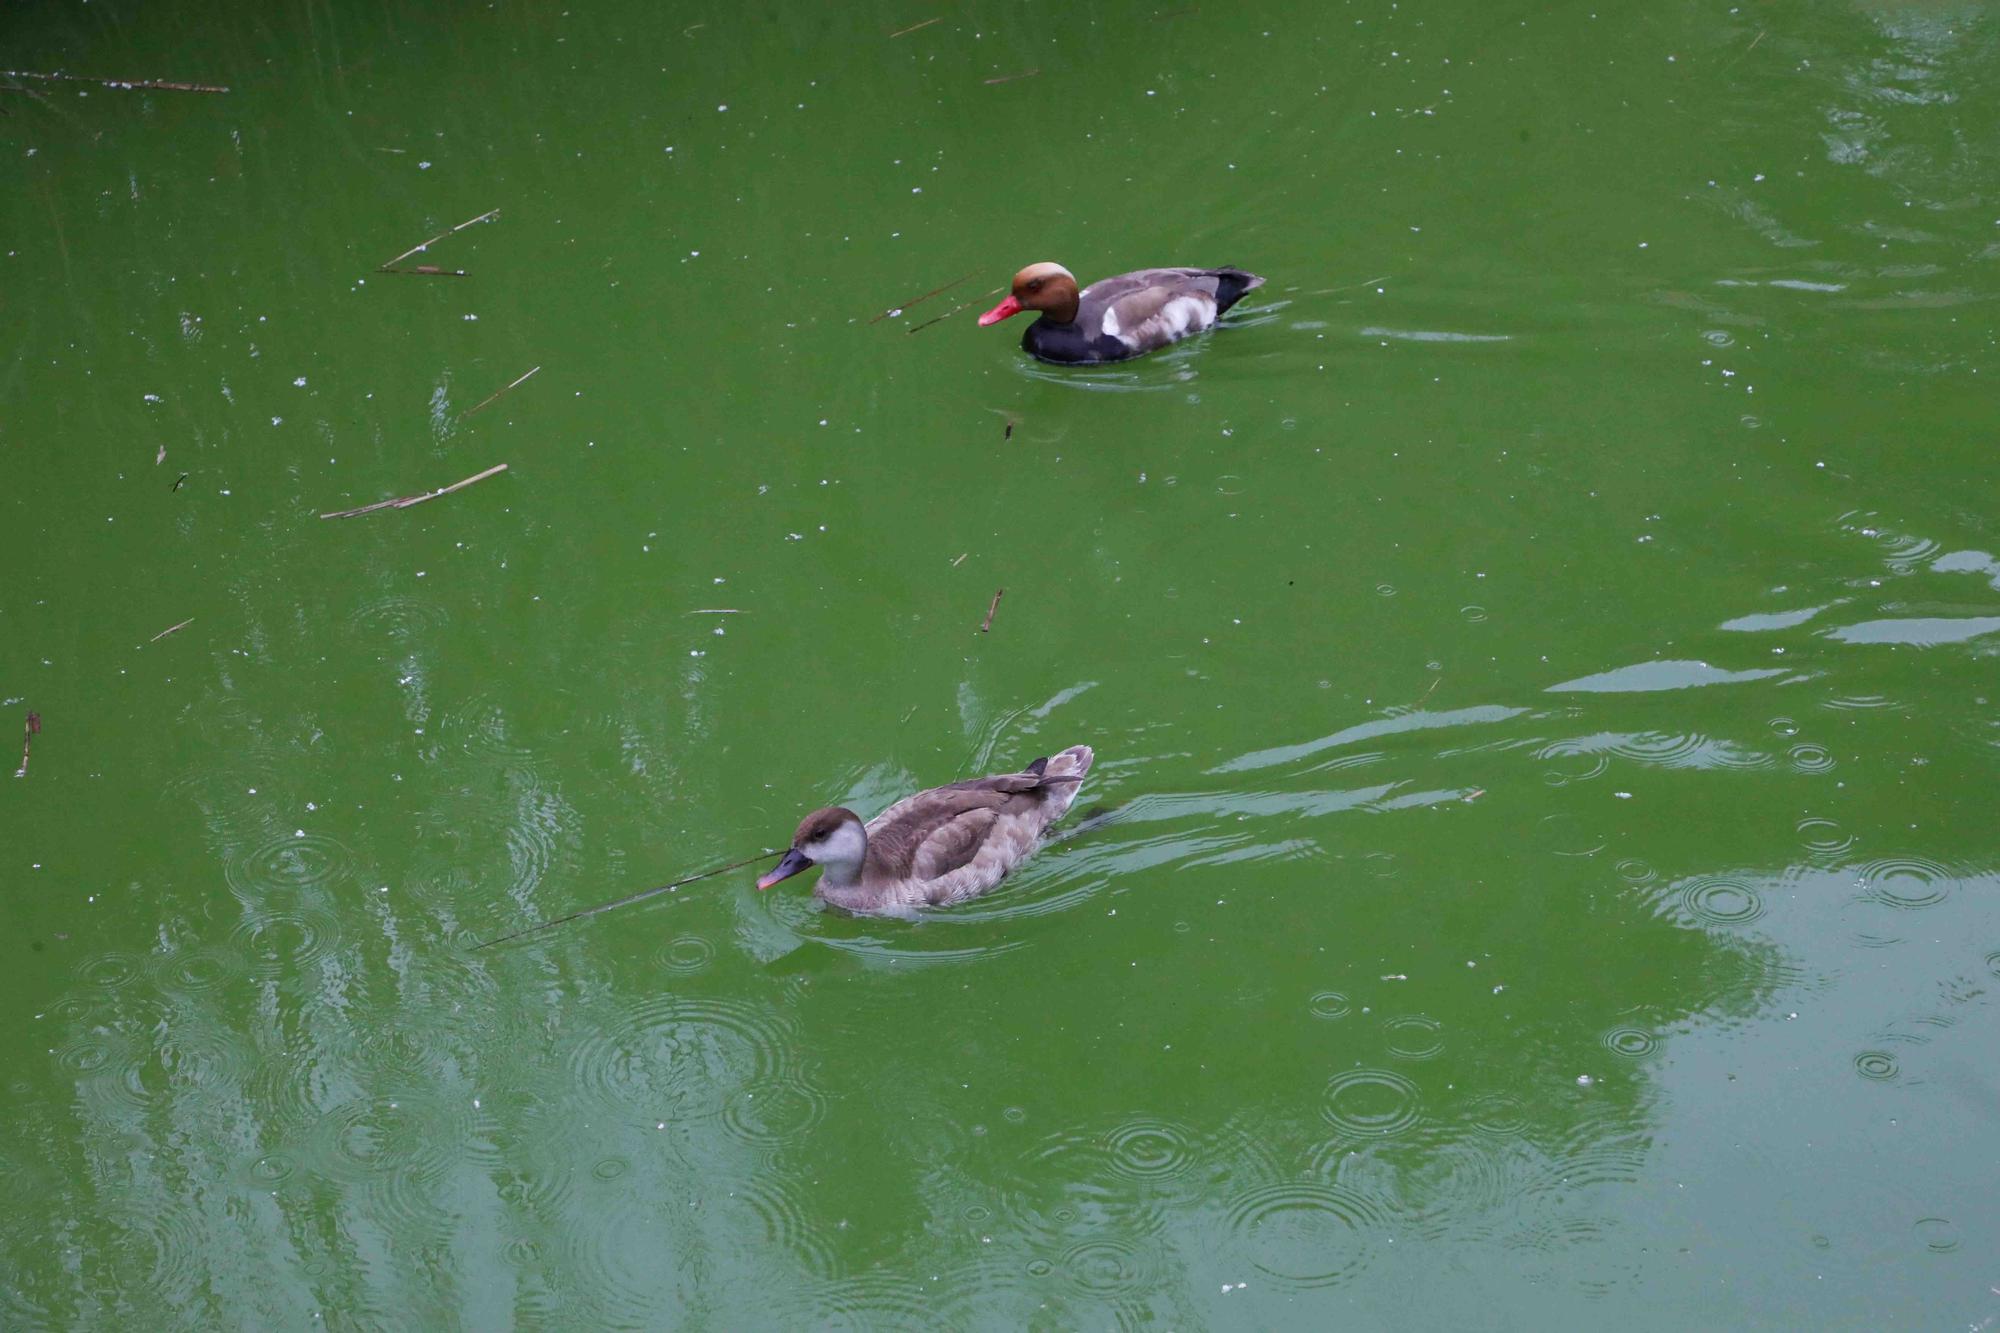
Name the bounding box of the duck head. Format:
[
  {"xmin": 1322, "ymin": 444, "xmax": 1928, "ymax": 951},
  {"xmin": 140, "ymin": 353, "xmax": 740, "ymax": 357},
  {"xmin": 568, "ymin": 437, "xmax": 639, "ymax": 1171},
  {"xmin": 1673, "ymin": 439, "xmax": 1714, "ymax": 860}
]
[
  {"xmin": 756, "ymin": 806, "xmax": 868, "ymax": 891},
  {"xmin": 979, "ymin": 263, "xmax": 1080, "ymax": 327}
]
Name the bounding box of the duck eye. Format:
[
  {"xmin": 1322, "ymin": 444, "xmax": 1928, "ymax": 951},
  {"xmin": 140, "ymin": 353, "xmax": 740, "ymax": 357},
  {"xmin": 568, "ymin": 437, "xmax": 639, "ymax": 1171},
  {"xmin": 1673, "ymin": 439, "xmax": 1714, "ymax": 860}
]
[{"xmin": 1026, "ymin": 279, "xmax": 1043, "ymax": 291}]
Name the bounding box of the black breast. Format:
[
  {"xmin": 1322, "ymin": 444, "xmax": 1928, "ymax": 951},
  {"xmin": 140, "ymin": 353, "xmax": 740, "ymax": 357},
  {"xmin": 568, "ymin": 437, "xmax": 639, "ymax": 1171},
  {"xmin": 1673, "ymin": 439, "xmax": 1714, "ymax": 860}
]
[{"xmin": 1023, "ymin": 318, "xmax": 1134, "ymax": 366}]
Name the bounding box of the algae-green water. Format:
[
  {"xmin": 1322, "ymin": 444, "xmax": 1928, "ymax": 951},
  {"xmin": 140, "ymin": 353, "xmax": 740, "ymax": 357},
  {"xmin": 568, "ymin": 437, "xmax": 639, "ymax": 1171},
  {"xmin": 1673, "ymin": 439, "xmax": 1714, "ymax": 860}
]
[{"xmin": 3, "ymin": 1, "xmax": 1997, "ymax": 1326}]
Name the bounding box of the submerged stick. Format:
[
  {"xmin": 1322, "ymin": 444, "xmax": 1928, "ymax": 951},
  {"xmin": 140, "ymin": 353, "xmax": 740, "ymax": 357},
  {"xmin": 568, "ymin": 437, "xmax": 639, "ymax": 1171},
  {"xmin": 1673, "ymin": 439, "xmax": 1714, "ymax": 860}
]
[
  {"xmin": 463, "ymin": 365, "xmax": 541, "ymax": 417},
  {"xmin": 889, "ymin": 16, "xmax": 942, "ymax": 37},
  {"xmin": 984, "ymin": 68, "xmax": 1040, "ymax": 85},
  {"xmin": 377, "ymin": 207, "xmax": 499, "ymax": 272},
  {"xmin": 14, "ymin": 711, "xmax": 39, "ymax": 778},
  {"xmin": 319, "ymin": 462, "xmax": 508, "ymax": 519},
  {"xmin": 382, "ymin": 264, "xmax": 466, "ymax": 278},
  {"xmin": 471, "ymin": 849, "xmax": 780, "ymax": 951},
  {"xmin": 1, "ymin": 69, "xmax": 229, "ymax": 93},
  {"xmin": 869, "ymin": 269, "xmax": 975, "ymax": 324},
  {"xmin": 905, "ymin": 297, "xmax": 982, "ymax": 334},
  {"xmin": 149, "ymin": 617, "xmax": 194, "ymax": 643},
  {"xmin": 980, "ymin": 587, "xmax": 1004, "ymax": 633}
]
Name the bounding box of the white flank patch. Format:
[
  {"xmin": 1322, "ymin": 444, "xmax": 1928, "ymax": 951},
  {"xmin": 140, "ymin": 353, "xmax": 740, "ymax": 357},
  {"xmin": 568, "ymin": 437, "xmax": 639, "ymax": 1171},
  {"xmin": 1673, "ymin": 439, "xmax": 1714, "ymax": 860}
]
[{"xmin": 1101, "ymin": 306, "xmax": 1122, "ymax": 338}]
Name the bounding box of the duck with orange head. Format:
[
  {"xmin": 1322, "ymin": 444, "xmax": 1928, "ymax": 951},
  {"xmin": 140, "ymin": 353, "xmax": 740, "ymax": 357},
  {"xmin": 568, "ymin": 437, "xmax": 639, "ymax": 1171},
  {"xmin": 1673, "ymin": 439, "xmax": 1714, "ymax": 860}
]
[{"xmin": 978, "ymin": 262, "xmax": 1264, "ymax": 364}]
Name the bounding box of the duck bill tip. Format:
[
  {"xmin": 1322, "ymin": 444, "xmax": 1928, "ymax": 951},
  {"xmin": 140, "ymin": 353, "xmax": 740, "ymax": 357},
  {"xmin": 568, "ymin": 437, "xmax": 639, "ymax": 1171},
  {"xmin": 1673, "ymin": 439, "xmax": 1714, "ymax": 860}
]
[
  {"xmin": 755, "ymin": 849, "xmax": 811, "ymax": 891},
  {"xmin": 977, "ymin": 296, "xmax": 1023, "ymax": 326}
]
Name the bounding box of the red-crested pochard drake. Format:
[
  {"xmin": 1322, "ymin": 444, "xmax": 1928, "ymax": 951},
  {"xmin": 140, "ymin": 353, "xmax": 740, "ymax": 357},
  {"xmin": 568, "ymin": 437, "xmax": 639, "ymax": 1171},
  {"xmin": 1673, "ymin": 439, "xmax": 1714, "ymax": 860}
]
[
  {"xmin": 977, "ymin": 262, "xmax": 1265, "ymax": 364},
  {"xmin": 755, "ymin": 745, "xmax": 1094, "ymax": 913}
]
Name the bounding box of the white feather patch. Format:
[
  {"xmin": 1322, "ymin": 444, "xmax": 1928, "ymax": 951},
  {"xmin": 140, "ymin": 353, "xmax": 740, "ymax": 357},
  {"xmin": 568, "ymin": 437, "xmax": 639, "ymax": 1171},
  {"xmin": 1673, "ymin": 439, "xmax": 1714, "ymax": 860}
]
[{"xmin": 1101, "ymin": 306, "xmax": 1122, "ymax": 338}]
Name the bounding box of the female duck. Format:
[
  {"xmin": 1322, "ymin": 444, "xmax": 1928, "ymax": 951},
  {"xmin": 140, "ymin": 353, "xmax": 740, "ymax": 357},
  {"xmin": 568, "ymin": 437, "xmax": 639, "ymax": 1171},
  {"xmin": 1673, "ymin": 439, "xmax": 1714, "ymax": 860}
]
[
  {"xmin": 756, "ymin": 746, "xmax": 1094, "ymax": 913},
  {"xmin": 977, "ymin": 262, "xmax": 1264, "ymax": 364}
]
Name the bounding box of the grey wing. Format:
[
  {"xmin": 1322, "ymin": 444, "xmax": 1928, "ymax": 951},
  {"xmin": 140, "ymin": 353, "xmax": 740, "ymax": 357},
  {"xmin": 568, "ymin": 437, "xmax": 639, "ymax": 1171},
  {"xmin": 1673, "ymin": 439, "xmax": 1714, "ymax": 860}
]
[
  {"xmin": 863, "ymin": 776, "xmax": 1045, "ymax": 880},
  {"xmin": 1101, "ymin": 275, "xmax": 1224, "ymax": 346},
  {"xmin": 1082, "ymin": 267, "xmax": 1217, "ymax": 305}
]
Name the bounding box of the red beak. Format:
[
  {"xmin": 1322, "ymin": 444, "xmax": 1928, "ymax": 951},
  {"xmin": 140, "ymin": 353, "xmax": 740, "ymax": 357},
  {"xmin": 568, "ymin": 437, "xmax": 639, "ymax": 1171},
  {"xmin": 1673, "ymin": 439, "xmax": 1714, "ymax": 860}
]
[{"xmin": 978, "ymin": 295, "xmax": 1024, "ymax": 326}]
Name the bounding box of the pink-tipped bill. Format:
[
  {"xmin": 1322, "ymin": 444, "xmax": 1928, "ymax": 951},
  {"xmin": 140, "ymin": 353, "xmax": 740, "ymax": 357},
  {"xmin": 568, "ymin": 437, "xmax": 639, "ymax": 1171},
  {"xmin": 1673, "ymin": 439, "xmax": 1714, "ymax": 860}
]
[
  {"xmin": 977, "ymin": 295, "xmax": 1024, "ymax": 326},
  {"xmin": 756, "ymin": 848, "xmax": 812, "ymax": 891}
]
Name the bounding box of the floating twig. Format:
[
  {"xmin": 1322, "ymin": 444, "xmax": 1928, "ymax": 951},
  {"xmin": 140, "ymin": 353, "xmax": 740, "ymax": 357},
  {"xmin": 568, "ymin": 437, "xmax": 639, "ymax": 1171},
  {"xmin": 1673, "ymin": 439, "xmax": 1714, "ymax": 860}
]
[
  {"xmin": 463, "ymin": 365, "xmax": 540, "ymax": 417},
  {"xmin": 149, "ymin": 617, "xmax": 194, "ymax": 643},
  {"xmin": 905, "ymin": 297, "xmax": 985, "ymax": 334},
  {"xmin": 889, "ymin": 17, "xmax": 942, "ymax": 37},
  {"xmin": 372, "ymin": 146, "xmax": 408, "ymax": 154},
  {"xmin": 950, "ymin": 552, "xmax": 968, "ymax": 567},
  {"xmin": 14, "ymin": 711, "xmax": 39, "ymax": 778},
  {"xmin": 1746, "ymin": 30, "xmax": 1765, "ymax": 53},
  {"xmin": 1004, "ymin": 418, "xmax": 1016, "ymax": 440},
  {"xmin": 377, "ymin": 207, "xmax": 499, "ymax": 272},
  {"xmin": 319, "ymin": 462, "xmax": 509, "ymax": 519},
  {"xmin": 980, "ymin": 587, "xmax": 1005, "ymax": 633},
  {"xmin": 1415, "ymin": 675, "xmax": 1441, "ymax": 708},
  {"xmin": 0, "ymin": 68, "xmax": 228, "ymax": 94},
  {"xmin": 869, "ymin": 269, "xmax": 976, "ymax": 324},
  {"xmin": 688, "ymin": 608, "xmax": 744, "ymax": 615},
  {"xmin": 382, "ymin": 264, "xmax": 466, "ymax": 278},
  {"xmin": 984, "ymin": 68, "xmax": 1040, "ymax": 85},
  {"xmin": 171, "ymin": 472, "xmax": 188, "ymax": 492},
  {"xmin": 471, "ymin": 849, "xmax": 780, "ymax": 950},
  {"xmin": 1462, "ymin": 788, "xmax": 1485, "ymax": 803},
  {"xmin": 155, "ymin": 444, "xmax": 166, "ymax": 465}
]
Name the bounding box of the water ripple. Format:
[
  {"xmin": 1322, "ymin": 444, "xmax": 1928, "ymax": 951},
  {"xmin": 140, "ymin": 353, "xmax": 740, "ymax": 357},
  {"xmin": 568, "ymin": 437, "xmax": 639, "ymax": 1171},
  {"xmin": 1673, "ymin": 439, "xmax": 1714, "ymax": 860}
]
[
  {"xmin": 1308, "ymin": 990, "xmax": 1351, "ymax": 1020},
  {"xmin": 1601, "ymin": 1027, "xmax": 1659, "ymax": 1058},
  {"xmin": 304, "ymin": 1093, "xmax": 477, "ymax": 1186},
  {"xmin": 1383, "ymin": 1014, "xmax": 1445, "ymax": 1061},
  {"xmin": 1221, "ymin": 1180, "xmax": 1389, "ymax": 1289},
  {"xmin": 228, "ymin": 905, "xmax": 344, "ymax": 976},
  {"xmin": 655, "ymin": 934, "xmax": 717, "ymax": 975},
  {"xmin": 225, "ymin": 831, "xmax": 357, "ymax": 902},
  {"xmin": 1857, "ymin": 856, "xmax": 1954, "ymax": 910},
  {"xmin": 1854, "ymin": 1050, "xmax": 1900, "ymax": 1081},
  {"xmin": 1102, "ymin": 1118, "xmax": 1197, "ymax": 1182},
  {"xmin": 1320, "ymin": 1069, "xmax": 1422, "ymax": 1138},
  {"xmin": 720, "ymin": 1078, "xmax": 829, "ymax": 1147},
  {"xmin": 1664, "ymin": 875, "xmax": 1767, "ymax": 928},
  {"xmin": 565, "ymin": 995, "xmax": 793, "ymax": 1123}
]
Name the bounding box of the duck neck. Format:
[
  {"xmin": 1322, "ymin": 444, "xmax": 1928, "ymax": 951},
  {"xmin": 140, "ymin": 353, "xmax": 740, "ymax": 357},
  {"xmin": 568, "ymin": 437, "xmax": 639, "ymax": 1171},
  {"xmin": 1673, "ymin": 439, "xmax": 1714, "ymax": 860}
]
[{"xmin": 815, "ymin": 824, "xmax": 868, "ymax": 888}]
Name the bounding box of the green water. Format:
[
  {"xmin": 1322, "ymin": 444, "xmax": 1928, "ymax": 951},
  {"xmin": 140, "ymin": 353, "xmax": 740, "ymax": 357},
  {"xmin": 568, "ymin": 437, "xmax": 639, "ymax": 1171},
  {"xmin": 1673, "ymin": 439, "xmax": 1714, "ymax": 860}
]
[{"xmin": 4, "ymin": 0, "xmax": 1997, "ymax": 1326}]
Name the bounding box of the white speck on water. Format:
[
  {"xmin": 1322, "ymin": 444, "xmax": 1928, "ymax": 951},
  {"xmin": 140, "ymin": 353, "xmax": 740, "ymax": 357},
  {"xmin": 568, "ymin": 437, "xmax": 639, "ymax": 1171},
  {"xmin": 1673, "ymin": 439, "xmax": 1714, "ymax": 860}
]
[
  {"xmin": 463, "ymin": 314, "xmax": 478, "ymax": 321},
  {"xmin": 717, "ymin": 103, "xmax": 728, "ymax": 111},
  {"xmin": 1577, "ymin": 1074, "xmax": 1595, "ymax": 1087},
  {"xmin": 271, "ymin": 416, "xmax": 283, "ymax": 426},
  {"xmin": 418, "ymin": 160, "xmax": 432, "ymax": 169},
  {"xmin": 295, "ymin": 830, "xmax": 305, "ymax": 838},
  {"xmin": 293, "ymin": 377, "xmax": 307, "ymax": 387}
]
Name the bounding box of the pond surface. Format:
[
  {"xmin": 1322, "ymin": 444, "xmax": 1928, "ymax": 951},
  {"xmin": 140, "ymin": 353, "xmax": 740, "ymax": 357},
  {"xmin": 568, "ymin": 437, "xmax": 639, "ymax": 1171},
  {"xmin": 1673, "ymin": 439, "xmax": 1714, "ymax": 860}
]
[{"xmin": 3, "ymin": 0, "xmax": 1997, "ymax": 1326}]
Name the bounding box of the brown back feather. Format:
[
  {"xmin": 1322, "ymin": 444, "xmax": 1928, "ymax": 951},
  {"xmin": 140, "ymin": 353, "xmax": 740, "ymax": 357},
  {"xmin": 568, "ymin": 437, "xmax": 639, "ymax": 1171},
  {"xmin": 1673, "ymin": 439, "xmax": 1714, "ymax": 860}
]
[{"xmin": 862, "ymin": 771, "xmax": 1056, "ymax": 881}]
